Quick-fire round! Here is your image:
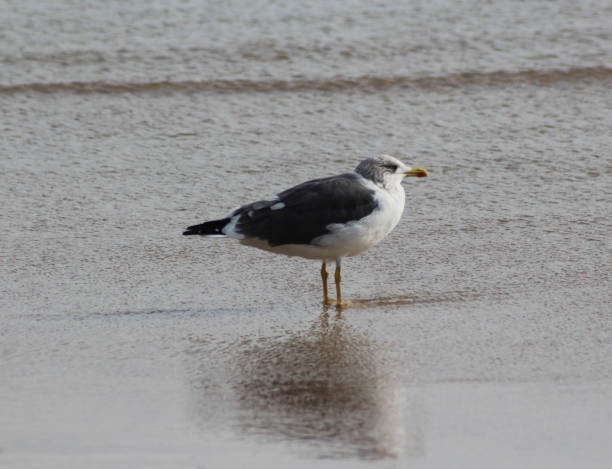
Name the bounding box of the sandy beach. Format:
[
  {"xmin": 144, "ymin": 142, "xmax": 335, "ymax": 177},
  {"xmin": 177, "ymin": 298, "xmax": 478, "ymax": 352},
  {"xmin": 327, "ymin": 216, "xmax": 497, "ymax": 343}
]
[{"xmin": 2, "ymin": 1, "xmax": 611, "ymax": 467}]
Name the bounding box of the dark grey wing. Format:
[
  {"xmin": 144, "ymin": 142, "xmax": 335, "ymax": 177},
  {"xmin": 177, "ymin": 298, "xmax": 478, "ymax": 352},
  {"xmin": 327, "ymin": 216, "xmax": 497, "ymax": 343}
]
[{"xmin": 232, "ymin": 173, "xmax": 378, "ymax": 246}]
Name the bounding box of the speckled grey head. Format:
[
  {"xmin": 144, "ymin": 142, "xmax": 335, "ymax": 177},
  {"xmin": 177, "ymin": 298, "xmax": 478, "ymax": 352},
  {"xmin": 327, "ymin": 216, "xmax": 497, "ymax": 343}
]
[
  {"xmin": 355, "ymin": 155, "xmax": 397, "ymax": 183},
  {"xmin": 355, "ymin": 154, "xmax": 429, "ymax": 188}
]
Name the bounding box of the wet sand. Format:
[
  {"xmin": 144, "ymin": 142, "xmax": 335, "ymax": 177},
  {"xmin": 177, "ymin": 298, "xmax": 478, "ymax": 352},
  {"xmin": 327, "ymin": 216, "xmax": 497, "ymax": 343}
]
[
  {"xmin": 2, "ymin": 1, "xmax": 612, "ymax": 468},
  {"xmin": 2, "ymin": 83, "xmax": 610, "ymax": 468}
]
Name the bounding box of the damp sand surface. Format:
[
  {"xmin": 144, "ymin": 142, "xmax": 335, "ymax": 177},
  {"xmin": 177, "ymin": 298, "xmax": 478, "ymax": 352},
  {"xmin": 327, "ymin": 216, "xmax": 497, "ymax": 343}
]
[{"xmin": 1, "ymin": 1, "xmax": 612, "ymax": 468}]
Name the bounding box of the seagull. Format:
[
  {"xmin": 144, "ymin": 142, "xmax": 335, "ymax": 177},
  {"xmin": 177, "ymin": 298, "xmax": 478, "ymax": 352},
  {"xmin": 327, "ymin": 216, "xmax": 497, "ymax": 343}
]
[{"xmin": 183, "ymin": 155, "xmax": 428, "ymax": 307}]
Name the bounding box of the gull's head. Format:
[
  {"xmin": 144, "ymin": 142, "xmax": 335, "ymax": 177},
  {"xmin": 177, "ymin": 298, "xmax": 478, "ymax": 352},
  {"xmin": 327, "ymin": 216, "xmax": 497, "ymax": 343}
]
[{"xmin": 355, "ymin": 154, "xmax": 428, "ymax": 188}]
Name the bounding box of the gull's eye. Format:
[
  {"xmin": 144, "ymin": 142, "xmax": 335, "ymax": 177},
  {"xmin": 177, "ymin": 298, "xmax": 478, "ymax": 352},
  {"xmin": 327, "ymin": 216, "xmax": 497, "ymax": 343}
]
[{"xmin": 383, "ymin": 163, "xmax": 398, "ymax": 172}]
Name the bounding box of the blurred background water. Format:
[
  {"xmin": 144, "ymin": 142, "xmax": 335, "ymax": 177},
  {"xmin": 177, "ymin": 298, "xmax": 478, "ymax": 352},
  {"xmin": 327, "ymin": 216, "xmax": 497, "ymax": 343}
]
[{"xmin": 1, "ymin": 1, "xmax": 611, "ymax": 468}]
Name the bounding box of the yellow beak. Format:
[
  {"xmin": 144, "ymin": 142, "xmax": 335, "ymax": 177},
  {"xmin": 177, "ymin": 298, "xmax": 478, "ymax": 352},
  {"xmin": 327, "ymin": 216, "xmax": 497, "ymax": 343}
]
[{"xmin": 404, "ymin": 167, "xmax": 429, "ymax": 178}]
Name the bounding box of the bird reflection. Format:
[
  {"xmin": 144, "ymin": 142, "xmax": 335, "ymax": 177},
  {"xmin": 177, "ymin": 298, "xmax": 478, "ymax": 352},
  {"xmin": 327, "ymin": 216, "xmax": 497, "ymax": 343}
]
[{"xmin": 232, "ymin": 313, "xmax": 407, "ymax": 459}]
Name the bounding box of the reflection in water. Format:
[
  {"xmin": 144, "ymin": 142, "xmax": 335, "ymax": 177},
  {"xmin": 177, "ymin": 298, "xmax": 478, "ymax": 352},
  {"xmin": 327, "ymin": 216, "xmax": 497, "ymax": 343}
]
[
  {"xmin": 354, "ymin": 290, "xmax": 482, "ymax": 307},
  {"xmin": 231, "ymin": 314, "xmax": 417, "ymax": 459}
]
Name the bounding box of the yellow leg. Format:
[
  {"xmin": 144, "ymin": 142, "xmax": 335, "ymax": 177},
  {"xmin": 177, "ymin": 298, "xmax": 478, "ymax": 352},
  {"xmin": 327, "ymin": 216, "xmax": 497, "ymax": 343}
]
[
  {"xmin": 321, "ymin": 262, "xmax": 330, "ymax": 305},
  {"xmin": 334, "ymin": 260, "xmax": 342, "ymax": 306}
]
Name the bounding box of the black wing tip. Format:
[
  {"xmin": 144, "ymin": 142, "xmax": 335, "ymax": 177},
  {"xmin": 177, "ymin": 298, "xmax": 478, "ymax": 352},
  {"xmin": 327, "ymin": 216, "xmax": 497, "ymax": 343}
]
[
  {"xmin": 182, "ymin": 218, "xmax": 230, "ymax": 236},
  {"xmin": 183, "ymin": 224, "xmax": 206, "ymax": 236},
  {"xmin": 182, "ymin": 224, "xmax": 199, "ymax": 235}
]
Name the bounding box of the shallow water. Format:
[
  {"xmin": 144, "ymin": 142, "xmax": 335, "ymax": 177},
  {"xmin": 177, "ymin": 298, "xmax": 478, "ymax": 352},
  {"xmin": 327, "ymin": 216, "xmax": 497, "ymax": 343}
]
[{"xmin": 1, "ymin": 1, "xmax": 612, "ymax": 468}]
